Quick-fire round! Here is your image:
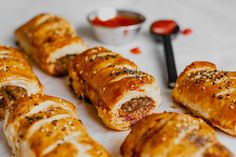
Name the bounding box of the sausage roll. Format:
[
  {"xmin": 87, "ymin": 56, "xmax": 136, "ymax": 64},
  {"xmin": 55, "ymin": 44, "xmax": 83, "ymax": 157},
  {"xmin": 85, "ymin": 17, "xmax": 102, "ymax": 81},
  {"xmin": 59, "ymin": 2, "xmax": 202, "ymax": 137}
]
[
  {"xmin": 172, "ymin": 61, "xmax": 236, "ymax": 136},
  {"xmin": 15, "ymin": 13, "xmax": 88, "ymax": 76},
  {"xmin": 4, "ymin": 94, "xmax": 110, "ymax": 157},
  {"xmin": 0, "ymin": 45, "xmax": 43, "ymax": 119},
  {"xmin": 68, "ymin": 47, "xmax": 160, "ymax": 130},
  {"xmin": 121, "ymin": 112, "xmax": 232, "ymax": 157}
]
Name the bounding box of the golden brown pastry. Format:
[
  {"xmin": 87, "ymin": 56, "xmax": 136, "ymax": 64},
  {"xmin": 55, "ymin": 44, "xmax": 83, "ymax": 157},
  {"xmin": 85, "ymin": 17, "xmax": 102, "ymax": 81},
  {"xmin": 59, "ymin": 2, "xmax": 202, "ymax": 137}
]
[
  {"xmin": 172, "ymin": 61, "xmax": 236, "ymax": 136},
  {"xmin": 4, "ymin": 94, "xmax": 110, "ymax": 157},
  {"xmin": 68, "ymin": 47, "xmax": 160, "ymax": 130},
  {"xmin": 15, "ymin": 13, "xmax": 88, "ymax": 76},
  {"xmin": 0, "ymin": 45, "xmax": 43, "ymax": 119},
  {"xmin": 121, "ymin": 112, "xmax": 232, "ymax": 157}
]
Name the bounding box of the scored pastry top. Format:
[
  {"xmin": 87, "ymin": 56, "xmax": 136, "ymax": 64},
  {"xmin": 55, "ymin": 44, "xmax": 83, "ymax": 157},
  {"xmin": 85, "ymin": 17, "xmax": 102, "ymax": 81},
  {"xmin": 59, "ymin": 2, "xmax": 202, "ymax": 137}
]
[
  {"xmin": 0, "ymin": 45, "xmax": 43, "ymax": 95},
  {"xmin": 121, "ymin": 112, "xmax": 233, "ymax": 157},
  {"xmin": 69, "ymin": 46, "xmax": 160, "ymax": 130},
  {"xmin": 4, "ymin": 94, "xmax": 111, "ymax": 157},
  {"xmin": 173, "ymin": 61, "xmax": 236, "ymax": 136},
  {"xmin": 70, "ymin": 47, "xmax": 159, "ymax": 110},
  {"xmin": 15, "ymin": 13, "xmax": 88, "ymax": 76}
]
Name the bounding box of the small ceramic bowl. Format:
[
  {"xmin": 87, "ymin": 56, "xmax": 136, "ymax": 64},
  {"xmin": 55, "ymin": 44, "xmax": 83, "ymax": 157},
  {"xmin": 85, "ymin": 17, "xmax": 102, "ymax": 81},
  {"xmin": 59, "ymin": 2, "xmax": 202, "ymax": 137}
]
[{"xmin": 87, "ymin": 8, "xmax": 145, "ymax": 46}]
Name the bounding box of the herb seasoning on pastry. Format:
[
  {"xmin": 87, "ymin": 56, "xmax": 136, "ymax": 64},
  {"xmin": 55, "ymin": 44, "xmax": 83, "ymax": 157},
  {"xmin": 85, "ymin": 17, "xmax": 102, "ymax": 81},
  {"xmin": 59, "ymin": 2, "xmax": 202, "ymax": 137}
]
[
  {"xmin": 173, "ymin": 61, "xmax": 236, "ymax": 136},
  {"xmin": 4, "ymin": 94, "xmax": 110, "ymax": 157},
  {"xmin": 15, "ymin": 13, "xmax": 88, "ymax": 76},
  {"xmin": 68, "ymin": 47, "xmax": 160, "ymax": 130},
  {"xmin": 0, "ymin": 45, "xmax": 43, "ymax": 119},
  {"xmin": 121, "ymin": 112, "xmax": 232, "ymax": 157}
]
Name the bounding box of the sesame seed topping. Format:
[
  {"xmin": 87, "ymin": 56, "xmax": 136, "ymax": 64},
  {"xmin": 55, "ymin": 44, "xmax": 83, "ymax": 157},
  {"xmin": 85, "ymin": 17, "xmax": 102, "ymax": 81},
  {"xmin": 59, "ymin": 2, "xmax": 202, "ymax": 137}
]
[{"xmin": 218, "ymin": 95, "xmax": 223, "ymax": 99}]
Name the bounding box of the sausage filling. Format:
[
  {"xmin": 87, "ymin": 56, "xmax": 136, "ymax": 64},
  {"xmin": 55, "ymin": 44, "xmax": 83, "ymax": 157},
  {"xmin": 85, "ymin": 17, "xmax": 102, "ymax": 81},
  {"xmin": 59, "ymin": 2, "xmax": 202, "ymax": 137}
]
[
  {"xmin": 54, "ymin": 55, "xmax": 76, "ymax": 76},
  {"xmin": 119, "ymin": 97, "xmax": 155, "ymax": 124},
  {"xmin": 0, "ymin": 86, "xmax": 27, "ymax": 119}
]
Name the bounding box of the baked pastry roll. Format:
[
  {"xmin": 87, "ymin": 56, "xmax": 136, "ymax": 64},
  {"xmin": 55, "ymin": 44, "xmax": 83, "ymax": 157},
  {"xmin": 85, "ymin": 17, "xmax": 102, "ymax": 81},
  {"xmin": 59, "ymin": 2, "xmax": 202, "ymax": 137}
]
[
  {"xmin": 68, "ymin": 47, "xmax": 160, "ymax": 130},
  {"xmin": 15, "ymin": 13, "xmax": 88, "ymax": 76},
  {"xmin": 4, "ymin": 94, "xmax": 110, "ymax": 157},
  {"xmin": 172, "ymin": 61, "xmax": 236, "ymax": 136},
  {"xmin": 0, "ymin": 45, "xmax": 43, "ymax": 119},
  {"xmin": 121, "ymin": 112, "xmax": 232, "ymax": 157}
]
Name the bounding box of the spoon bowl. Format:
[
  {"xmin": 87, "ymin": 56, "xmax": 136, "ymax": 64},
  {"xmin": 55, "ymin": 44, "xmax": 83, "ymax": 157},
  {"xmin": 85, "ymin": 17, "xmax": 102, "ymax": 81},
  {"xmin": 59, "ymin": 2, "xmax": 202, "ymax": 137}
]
[{"xmin": 150, "ymin": 20, "xmax": 180, "ymax": 42}]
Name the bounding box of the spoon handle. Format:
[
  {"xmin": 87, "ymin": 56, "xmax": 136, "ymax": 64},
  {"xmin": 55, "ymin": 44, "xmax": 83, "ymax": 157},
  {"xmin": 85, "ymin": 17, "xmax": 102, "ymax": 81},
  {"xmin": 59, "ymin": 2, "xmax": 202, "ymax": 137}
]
[{"xmin": 162, "ymin": 35, "xmax": 177, "ymax": 88}]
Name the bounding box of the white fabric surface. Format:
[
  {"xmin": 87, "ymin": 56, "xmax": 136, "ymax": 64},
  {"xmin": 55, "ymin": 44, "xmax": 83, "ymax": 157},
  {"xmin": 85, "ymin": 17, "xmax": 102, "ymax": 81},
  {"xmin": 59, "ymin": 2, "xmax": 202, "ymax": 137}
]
[{"xmin": 0, "ymin": 0, "xmax": 235, "ymax": 156}]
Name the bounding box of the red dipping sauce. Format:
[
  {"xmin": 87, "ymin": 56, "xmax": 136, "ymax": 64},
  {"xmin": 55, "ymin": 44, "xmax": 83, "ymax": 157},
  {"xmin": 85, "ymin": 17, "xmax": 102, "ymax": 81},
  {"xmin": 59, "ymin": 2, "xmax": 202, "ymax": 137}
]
[
  {"xmin": 151, "ymin": 20, "xmax": 178, "ymax": 35},
  {"xmin": 91, "ymin": 15, "xmax": 142, "ymax": 28},
  {"xmin": 130, "ymin": 47, "xmax": 141, "ymax": 54},
  {"xmin": 182, "ymin": 28, "xmax": 192, "ymax": 36}
]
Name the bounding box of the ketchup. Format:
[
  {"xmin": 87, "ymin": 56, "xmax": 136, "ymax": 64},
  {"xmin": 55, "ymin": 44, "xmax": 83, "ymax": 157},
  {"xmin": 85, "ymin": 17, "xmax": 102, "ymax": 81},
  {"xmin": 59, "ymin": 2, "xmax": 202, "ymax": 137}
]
[
  {"xmin": 182, "ymin": 28, "xmax": 192, "ymax": 36},
  {"xmin": 130, "ymin": 47, "xmax": 141, "ymax": 54},
  {"xmin": 91, "ymin": 15, "xmax": 141, "ymax": 28},
  {"xmin": 151, "ymin": 20, "xmax": 178, "ymax": 35}
]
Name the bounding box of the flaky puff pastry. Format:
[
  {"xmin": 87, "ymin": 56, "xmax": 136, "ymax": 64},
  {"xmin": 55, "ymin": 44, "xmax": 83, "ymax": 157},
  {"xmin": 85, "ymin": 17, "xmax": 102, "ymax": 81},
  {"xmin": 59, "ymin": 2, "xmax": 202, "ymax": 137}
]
[
  {"xmin": 0, "ymin": 45, "xmax": 43, "ymax": 119},
  {"xmin": 4, "ymin": 94, "xmax": 110, "ymax": 157},
  {"xmin": 15, "ymin": 13, "xmax": 88, "ymax": 76},
  {"xmin": 68, "ymin": 47, "xmax": 160, "ymax": 130},
  {"xmin": 172, "ymin": 61, "xmax": 236, "ymax": 136},
  {"xmin": 121, "ymin": 112, "xmax": 232, "ymax": 157}
]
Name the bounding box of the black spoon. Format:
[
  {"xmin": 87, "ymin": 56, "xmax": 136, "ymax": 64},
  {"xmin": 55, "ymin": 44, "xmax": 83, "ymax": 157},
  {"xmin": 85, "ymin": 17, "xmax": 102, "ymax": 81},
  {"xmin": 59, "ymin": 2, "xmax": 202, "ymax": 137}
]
[{"xmin": 150, "ymin": 20, "xmax": 179, "ymax": 88}]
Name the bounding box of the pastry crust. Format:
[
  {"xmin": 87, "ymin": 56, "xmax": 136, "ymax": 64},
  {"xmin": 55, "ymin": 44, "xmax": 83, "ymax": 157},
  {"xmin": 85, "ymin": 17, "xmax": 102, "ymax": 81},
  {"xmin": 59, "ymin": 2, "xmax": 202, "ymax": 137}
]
[
  {"xmin": 172, "ymin": 61, "xmax": 236, "ymax": 136},
  {"xmin": 4, "ymin": 94, "xmax": 110, "ymax": 157},
  {"xmin": 68, "ymin": 47, "xmax": 160, "ymax": 130},
  {"xmin": 0, "ymin": 45, "xmax": 43, "ymax": 119},
  {"xmin": 15, "ymin": 13, "xmax": 88, "ymax": 76},
  {"xmin": 121, "ymin": 112, "xmax": 232, "ymax": 157}
]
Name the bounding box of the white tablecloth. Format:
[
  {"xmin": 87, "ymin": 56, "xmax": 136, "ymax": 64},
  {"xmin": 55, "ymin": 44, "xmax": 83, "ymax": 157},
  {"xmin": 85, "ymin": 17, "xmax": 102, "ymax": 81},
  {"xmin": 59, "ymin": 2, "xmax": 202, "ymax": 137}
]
[{"xmin": 0, "ymin": 0, "xmax": 235, "ymax": 156}]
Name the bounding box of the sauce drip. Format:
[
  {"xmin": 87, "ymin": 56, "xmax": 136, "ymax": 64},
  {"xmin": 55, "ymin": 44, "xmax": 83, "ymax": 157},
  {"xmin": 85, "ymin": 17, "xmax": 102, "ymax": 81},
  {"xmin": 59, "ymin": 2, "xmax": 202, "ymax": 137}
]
[
  {"xmin": 151, "ymin": 20, "xmax": 178, "ymax": 35},
  {"xmin": 130, "ymin": 47, "xmax": 141, "ymax": 54},
  {"xmin": 91, "ymin": 15, "xmax": 141, "ymax": 28},
  {"xmin": 182, "ymin": 28, "xmax": 192, "ymax": 36}
]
